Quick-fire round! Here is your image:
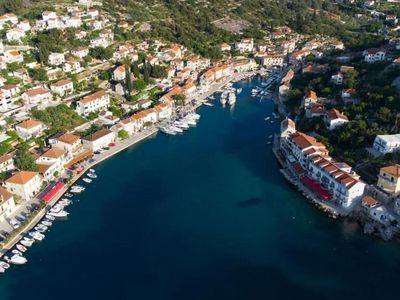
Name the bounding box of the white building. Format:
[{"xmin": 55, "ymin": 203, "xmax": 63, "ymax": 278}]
[
  {"xmin": 49, "ymin": 133, "xmax": 82, "ymax": 153},
  {"xmin": 15, "ymin": 119, "xmax": 46, "ymax": 139},
  {"xmin": 22, "ymin": 86, "xmax": 52, "ymax": 105},
  {"xmin": 324, "ymin": 108, "xmax": 349, "ymax": 130},
  {"xmin": 6, "ymin": 28, "xmax": 25, "ymax": 42},
  {"xmin": 48, "ymin": 52, "xmax": 66, "ymax": 66},
  {"xmin": 113, "ymin": 65, "xmax": 126, "ymax": 81},
  {"xmin": 234, "ymin": 39, "xmax": 254, "ymax": 53},
  {"xmin": 373, "ymin": 134, "xmax": 400, "ymax": 155},
  {"xmin": 364, "ymin": 48, "xmax": 387, "ymax": 63},
  {"xmin": 36, "ymin": 148, "xmax": 70, "ymax": 172},
  {"xmin": 0, "ymin": 187, "xmax": 16, "ymax": 223},
  {"xmin": 82, "ymin": 128, "xmax": 116, "ymax": 152},
  {"xmin": 0, "ymin": 154, "xmax": 14, "ymax": 173},
  {"xmin": 42, "ymin": 11, "xmax": 57, "ymax": 21},
  {"xmin": 331, "ymin": 72, "xmax": 344, "ymax": 85},
  {"xmin": 71, "ymin": 47, "xmax": 89, "ymax": 59},
  {"xmin": 63, "ymin": 60, "xmax": 82, "ymax": 74},
  {"xmin": 76, "ymin": 90, "xmax": 110, "ymax": 116},
  {"xmin": 50, "ymin": 79, "xmax": 74, "ymax": 97},
  {"xmin": 261, "ymin": 55, "xmax": 284, "ymax": 67},
  {"xmin": 4, "ymin": 171, "xmax": 42, "ymax": 201}
]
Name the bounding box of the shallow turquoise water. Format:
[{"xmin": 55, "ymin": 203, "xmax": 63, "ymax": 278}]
[{"xmin": 1, "ymin": 78, "xmax": 399, "ymax": 299}]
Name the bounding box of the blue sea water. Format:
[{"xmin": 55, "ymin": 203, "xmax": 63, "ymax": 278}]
[{"xmin": 1, "ymin": 78, "xmax": 400, "ymax": 299}]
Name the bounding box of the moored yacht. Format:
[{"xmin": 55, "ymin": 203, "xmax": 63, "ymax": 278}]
[
  {"xmin": 20, "ymin": 239, "xmax": 33, "ymax": 247},
  {"xmin": 87, "ymin": 173, "xmax": 97, "ymax": 179},
  {"xmin": 170, "ymin": 125, "xmax": 183, "ymax": 133},
  {"xmin": 82, "ymin": 178, "xmax": 92, "ymax": 183},
  {"xmin": 48, "ymin": 210, "xmax": 69, "ymax": 218},
  {"xmin": 227, "ymin": 92, "xmax": 236, "ymax": 105},
  {"xmin": 4, "ymin": 254, "xmax": 27, "ymax": 265},
  {"xmin": 16, "ymin": 244, "xmax": 27, "ymax": 253}
]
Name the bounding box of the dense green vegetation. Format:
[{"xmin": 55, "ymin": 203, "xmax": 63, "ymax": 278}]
[
  {"xmin": 31, "ymin": 104, "xmax": 86, "ymax": 135},
  {"xmin": 15, "ymin": 144, "xmax": 38, "ymax": 172}
]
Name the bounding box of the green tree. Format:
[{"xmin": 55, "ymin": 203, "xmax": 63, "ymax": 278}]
[
  {"xmin": 118, "ymin": 129, "xmax": 129, "ymax": 140},
  {"xmin": 15, "ymin": 145, "xmax": 38, "ymax": 171},
  {"xmin": 28, "ymin": 68, "xmax": 48, "ymax": 82},
  {"xmin": 134, "ymin": 79, "xmax": 147, "ymax": 91}
]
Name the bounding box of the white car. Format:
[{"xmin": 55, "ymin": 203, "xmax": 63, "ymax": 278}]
[{"xmin": 10, "ymin": 220, "xmax": 21, "ymax": 230}]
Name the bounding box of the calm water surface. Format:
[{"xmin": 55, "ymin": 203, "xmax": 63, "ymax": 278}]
[{"xmin": 1, "ymin": 78, "xmax": 400, "ymax": 299}]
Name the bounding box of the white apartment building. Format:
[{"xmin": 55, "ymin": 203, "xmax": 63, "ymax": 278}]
[
  {"xmin": 15, "ymin": 119, "xmax": 46, "ymax": 139},
  {"xmin": 63, "ymin": 60, "xmax": 82, "ymax": 74},
  {"xmin": 234, "ymin": 39, "xmax": 254, "ymax": 53},
  {"xmin": 4, "ymin": 171, "xmax": 42, "ymax": 201},
  {"xmin": 364, "ymin": 48, "xmax": 387, "ymax": 63},
  {"xmin": 50, "ymin": 79, "xmax": 74, "ymax": 97},
  {"xmin": 71, "ymin": 47, "xmax": 89, "ymax": 59},
  {"xmin": 261, "ymin": 55, "xmax": 284, "ymax": 67},
  {"xmin": 22, "ymin": 86, "xmax": 52, "ymax": 105},
  {"xmin": 6, "ymin": 28, "xmax": 25, "ymax": 42},
  {"xmin": 0, "ymin": 154, "xmax": 14, "ymax": 173},
  {"xmin": 48, "ymin": 52, "xmax": 65, "ymax": 66},
  {"xmin": 76, "ymin": 90, "xmax": 110, "ymax": 116},
  {"xmin": 49, "ymin": 133, "xmax": 82, "ymax": 153},
  {"xmin": 82, "ymin": 128, "xmax": 116, "ymax": 152},
  {"xmin": 0, "ymin": 187, "xmax": 16, "ymax": 223},
  {"xmin": 373, "ymin": 134, "xmax": 400, "ymax": 155}
]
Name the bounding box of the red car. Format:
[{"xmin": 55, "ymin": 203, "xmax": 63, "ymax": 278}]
[{"xmin": 109, "ymin": 143, "xmax": 116, "ymax": 147}]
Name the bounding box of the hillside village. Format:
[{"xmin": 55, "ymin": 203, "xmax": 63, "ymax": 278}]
[{"xmin": 1, "ymin": 0, "xmax": 400, "ymax": 247}]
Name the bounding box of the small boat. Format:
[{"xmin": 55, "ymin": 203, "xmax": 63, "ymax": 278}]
[
  {"xmin": 82, "ymin": 178, "xmax": 92, "ymax": 183},
  {"xmin": 16, "ymin": 244, "xmax": 27, "ymax": 253},
  {"xmin": 183, "ymin": 118, "xmax": 197, "ymax": 126},
  {"xmin": 87, "ymin": 173, "xmax": 97, "ymax": 179},
  {"xmin": 267, "ymin": 142, "xmax": 272, "ymax": 145},
  {"xmin": 41, "ymin": 220, "xmax": 52, "ymax": 226},
  {"xmin": 174, "ymin": 121, "xmax": 189, "ymax": 130},
  {"xmin": 60, "ymin": 198, "xmax": 72, "ymax": 205},
  {"xmin": 45, "ymin": 214, "xmax": 55, "ymax": 221},
  {"xmin": 0, "ymin": 261, "xmax": 10, "ymax": 269},
  {"xmin": 236, "ymin": 88, "xmax": 242, "ymax": 94},
  {"xmin": 20, "ymin": 239, "xmax": 33, "ymax": 247},
  {"xmin": 35, "ymin": 225, "xmax": 47, "ymax": 233},
  {"xmin": 64, "ymin": 193, "xmax": 73, "ymax": 197},
  {"xmin": 12, "ymin": 249, "xmax": 23, "ymax": 256},
  {"xmin": 208, "ymin": 95, "xmax": 215, "ymax": 100},
  {"xmin": 4, "ymin": 254, "xmax": 27, "ymax": 265},
  {"xmin": 0, "ymin": 267, "xmax": 4, "ymax": 273},
  {"xmin": 29, "ymin": 231, "xmax": 45, "ymax": 241},
  {"xmin": 264, "ymin": 117, "xmax": 271, "ymax": 121},
  {"xmin": 89, "ymin": 169, "xmax": 95, "ymax": 173},
  {"xmin": 203, "ymin": 102, "xmax": 213, "ymax": 107},
  {"xmin": 227, "ymin": 92, "xmax": 236, "ymax": 105},
  {"xmin": 48, "ymin": 210, "xmax": 69, "ymax": 218},
  {"xmin": 160, "ymin": 126, "xmax": 176, "ymax": 136},
  {"xmin": 23, "ymin": 236, "xmax": 34, "ymax": 242},
  {"xmin": 170, "ymin": 125, "xmax": 183, "ymax": 133},
  {"xmin": 268, "ymin": 135, "xmax": 273, "ymax": 138}
]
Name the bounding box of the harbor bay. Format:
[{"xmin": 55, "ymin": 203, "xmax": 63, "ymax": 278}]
[{"xmin": 1, "ymin": 78, "xmax": 400, "ymax": 299}]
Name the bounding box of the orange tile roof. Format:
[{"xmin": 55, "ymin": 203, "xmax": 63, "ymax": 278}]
[
  {"xmin": 0, "ymin": 186, "xmax": 13, "ymax": 203},
  {"xmin": 305, "ymin": 90, "xmax": 317, "ymax": 100},
  {"xmin": 326, "ymin": 108, "xmax": 348, "ymax": 122},
  {"xmin": 57, "ymin": 133, "xmax": 80, "ymax": 144},
  {"xmin": 16, "ymin": 119, "xmax": 43, "ymax": 129},
  {"xmin": 290, "ymin": 132, "xmax": 324, "ymax": 150},
  {"xmin": 42, "ymin": 148, "xmax": 65, "ymax": 159},
  {"xmin": 5, "ymin": 171, "xmax": 39, "ymax": 185},
  {"xmin": 51, "ymin": 79, "xmax": 72, "ymax": 87},
  {"xmin": 79, "ymin": 90, "xmax": 108, "ymax": 104},
  {"xmin": 381, "ymin": 164, "xmax": 400, "ymax": 178},
  {"xmin": 25, "ymin": 87, "xmax": 50, "ymax": 97}
]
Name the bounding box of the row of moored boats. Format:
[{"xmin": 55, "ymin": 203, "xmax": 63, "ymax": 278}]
[
  {"xmin": 159, "ymin": 113, "xmax": 200, "ymax": 135},
  {"xmin": 0, "ymin": 169, "xmax": 97, "ymax": 273}
]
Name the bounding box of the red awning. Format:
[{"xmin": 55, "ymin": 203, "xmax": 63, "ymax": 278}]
[
  {"xmin": 302, "ymin": 176, "xmax": 332, "ymax": 200},
  {"xmin": 42, "ymin": 182, "xmax": 65, "ymax": 203}
]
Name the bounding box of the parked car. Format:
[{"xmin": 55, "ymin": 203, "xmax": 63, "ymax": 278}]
[{"xmin": 10, "ymin": 219, "xmax": 21, "ymax": 230}]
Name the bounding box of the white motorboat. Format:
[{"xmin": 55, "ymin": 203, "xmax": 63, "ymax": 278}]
[
  {"xmin": 228, "ymin": 92, "xmax": 236, "ymax": 105},
  {"xmin": 264, "ymin": 117, "xmax": 271, "ymax": 121},
  {"xmin": 49, "ymin": 210, "xmax": 69, "ymax": 218},
  {"xmin": 70, "ymin": 188, "xmax": 84, "ymax": 194},
  {"xmin": 82, "ymin": 178, "xmax": 92, "ymax": 183},
  {"xmin": 208, "ymin": 95, "xmax": 215, "ymax": 100},
  {"xmin": 87, "ymin": 173, "xmax": 97, "ymax": 179},
  {"xmin": 170, "ymin": 125, "xmax": 183, "ymax": 133},
  {"xmin": 237, "ymin": 88, "xmax": 242, "ymax": 94},
  {"xmin": 4, "ymin": 254, "xmax": 27, "ymax": 265},
  {"xmin": 29, "ymin": 231, "xmax": 45, "ymax": 241},
  {"xmin": 20, "ymin": 239, "xmax": 33, "ymax": 247},
  {"xmin": 64, "ymin": 193, "xmax": 73, "ymax": 197},
  {"xmin": 41, "ymin": 220, "xmax": 52, "ymax": 227},
  {"xmin": 16, "ymin": 244, "xmax": 27, "ymax": 253},
  {"xmin": 45, "ymin": 214, "xmax": 55, "ymax": 221},
  {"xmin": 268, "ymin": 134, "xmax": 273, "ymax": 138},
  {"xmin": 174, "ymin": 121, "xmax": 189, "ymax": 130},
  {"xmin": 203, "ymin": 102, "xmax": 213, "ymax": 107},
  {"xmin": 160, "ymin": 126, "xmax": 176, "ymax": 135},
  {"xmin": 12, "ymin": 249, "xmax": 22, "ymax": 256},
  {"xmin": 183, "ymin": 118, "xmax": 197, "ymax": 126},
  {"xmin": 89, "ymin": 169, "xmax": 95, "ymax": 173},
  {"xmin": 35, "ymin": 225, "xmax": 47, "ymax": 233},
  {"xmin": 23, "ymin": 236, "xmax": 34, "ymax": 242},
  {"xmin": 60, "ymin": 199, "xmax": 72, "ymax": 206},
  {"xmin": 0, "ymin": 261, "xmax": 10, "ymax": 269}
]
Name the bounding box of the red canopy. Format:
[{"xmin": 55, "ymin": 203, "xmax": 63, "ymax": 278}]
[
  {"xmin": 302, "ymin": 176, "xmax": 332, "ymax": 200},
  {"xmin": 42, "ymin": 182, "xmax": 65, "ymax": 203}
]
